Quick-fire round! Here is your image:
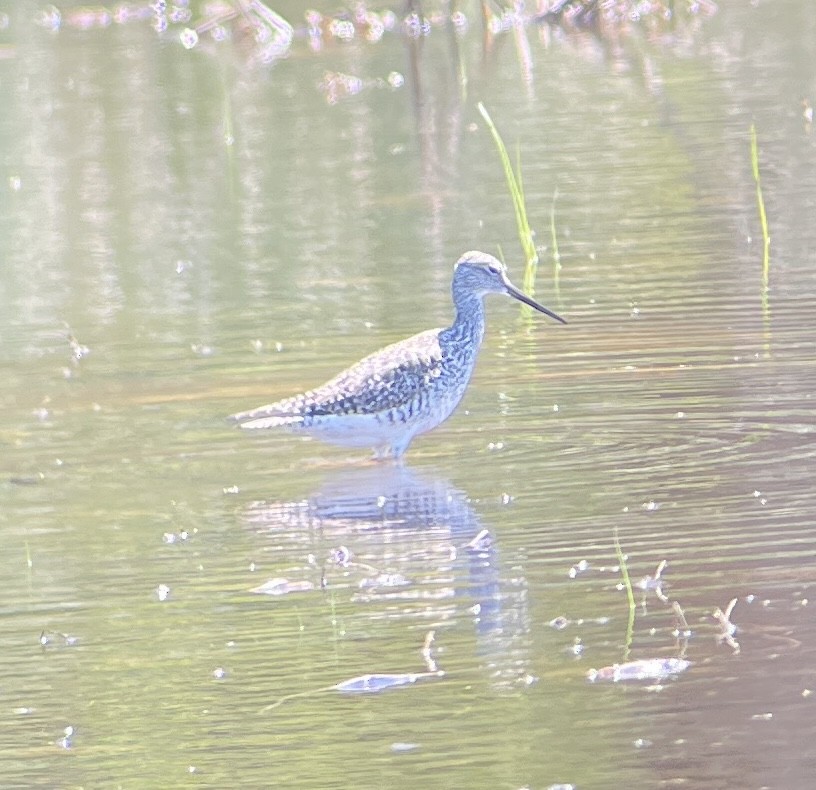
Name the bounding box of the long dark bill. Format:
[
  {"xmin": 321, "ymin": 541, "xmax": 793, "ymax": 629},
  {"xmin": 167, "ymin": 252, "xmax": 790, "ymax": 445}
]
[{"xmin": 505, "ymin": 280, "xmax": 567, "ymax": 324}]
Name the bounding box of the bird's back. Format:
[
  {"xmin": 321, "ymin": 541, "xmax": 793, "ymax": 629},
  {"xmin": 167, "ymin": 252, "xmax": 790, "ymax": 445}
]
[
  {"xmin": 231, "ymin": 327, "xmax": 468, "ymax": 425},
  {"xmin": 296, "ymin": 327, "xmax": 449, "ymax": 417}
]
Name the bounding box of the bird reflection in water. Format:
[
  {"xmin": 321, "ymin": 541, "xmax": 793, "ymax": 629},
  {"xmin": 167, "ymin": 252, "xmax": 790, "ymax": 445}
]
[{"xmin": 241, "ymin": 463, "xmax": 533, "ymax": 690}]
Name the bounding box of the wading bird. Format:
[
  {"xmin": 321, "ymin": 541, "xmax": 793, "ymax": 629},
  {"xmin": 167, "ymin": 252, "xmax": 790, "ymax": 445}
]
[{"xmin": 230, "ymin": 251, "xmax": 566, "ymax": 458}]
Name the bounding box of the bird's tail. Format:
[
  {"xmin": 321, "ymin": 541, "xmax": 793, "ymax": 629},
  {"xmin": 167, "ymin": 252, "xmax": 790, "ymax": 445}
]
[
  {"xmin": 228, "ymin": 405, "xmax": 303, "ymax": 430},
  {"xmin": 237, "ymin": 414, "xmax": 303, "ymax": 430}
]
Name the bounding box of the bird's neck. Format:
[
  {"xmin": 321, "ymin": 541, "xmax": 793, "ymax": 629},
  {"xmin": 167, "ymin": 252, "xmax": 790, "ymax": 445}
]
[{"xmin": 445, "ymin": 292, "xmax": 486, "ymax": 347}]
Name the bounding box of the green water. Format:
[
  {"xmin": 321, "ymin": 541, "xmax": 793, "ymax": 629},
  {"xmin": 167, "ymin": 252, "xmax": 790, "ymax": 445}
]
[{"xmin": 1, "ymin": 2, "xmax": 815, "ymax": 788}]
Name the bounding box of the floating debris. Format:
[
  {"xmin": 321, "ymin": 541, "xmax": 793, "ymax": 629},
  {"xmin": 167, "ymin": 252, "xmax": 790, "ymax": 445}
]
[
  {"xmin": 713, "ymin": 597, "xmax": 740, "ymax": 654},
  {"xmin": 319, "ymin": 545, "xmax": 407, "ymax": 591},
  {"xmin": 180, "ymin": 27, "xmax": 198, "ymax": 49},
  {"xmin": 587, "ymin": 657, "xmax": 691, "ymax": 683},
  {"xmin": 390, "ymin": 742, "xmax": 420, "ymax": 753},
  {"xmin": 568, "ymin": 558, "xmax": 620, "ymax": 578},
  {"xmin": 566, "ymin": 638, "xmax": 584, "ymax": 658},
  {"xmin": 318, "ymin": 70, "xmax": 364, "ymax": 104},
  {"xmin": 66, "ymin": 328, "xmax": 90, "ymax": 361},
  {"xmin": 547, "ymin": 615, "xmax": 611, "ymax": 630},
  {"xmin": 261, "ymin": 630, "xmax": 444, "ymax": 711},
  {"xmin": 637, "ymin": 559, "xmax": 669, "ymax": 605},
  {"xmin": 335, "ymin": 670, "xmax": 444, "ymax": 694},
  {"xmin": 672, "ymin": 600, "xmax": 692, "ymax": 640},
  {"xmin": 250, "ymin": 578, "xmax": 314, "ymax": 596},
  {"xmin": 420, "ymin": 630, "xmax": 438, "ymax": 672},
  {"xmin": 162, "ymin": 530, "xmax": 192, "ymax": 544},
  {"xmin": 9, "ymin": 473, "xmax": 45, "ymax": 486},
  {"xmin": 329, "ymin": 545, "xmax": 352, "ymax": 567},
  {"xmin": 57, "ymin": 725, "xmax": 75, "ymax": 750},
  {"xmin": 39, "ymin": 631, "xmax": 79, "ymax": 648},
  {"xmin": 357, "ymin": 572, "xmax": 410, "ymax": 590},
  {"xmin": 465, "ymin": 528, "xmax": 492, "ymax": 552}
]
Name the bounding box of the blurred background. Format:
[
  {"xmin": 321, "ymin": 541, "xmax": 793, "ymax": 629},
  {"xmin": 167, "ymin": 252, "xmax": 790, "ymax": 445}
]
[{"xmin": 1, "ymin": 1, "xmax": 815, "ymax": 787}]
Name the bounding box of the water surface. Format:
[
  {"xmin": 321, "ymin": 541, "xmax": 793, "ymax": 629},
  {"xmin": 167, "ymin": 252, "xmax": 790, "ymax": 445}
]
[{"xmin": 1, "ymin": 2, "xmax": 815, "ymax": 788}]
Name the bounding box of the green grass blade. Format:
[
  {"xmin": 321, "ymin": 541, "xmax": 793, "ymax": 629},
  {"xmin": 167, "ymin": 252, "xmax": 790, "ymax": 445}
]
[
  {"xmin": 550, "ymin": 186, "xmax": 561, "ymax": 295},
  {"xmin": 750, "ymin": 124, "xmax": 770, "ymax": 296},
  {"xmin": 476, "ymin": 102, "xmax": 539, "ymax": 304},
  {"xmin": 613, "ymin": 527, "xmax": 636, "ymax": 662}
]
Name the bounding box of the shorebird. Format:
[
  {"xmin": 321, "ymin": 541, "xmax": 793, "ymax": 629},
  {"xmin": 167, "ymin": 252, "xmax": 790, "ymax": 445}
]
[{"xmin": 230, "ymin": 250, "xmax": 566, "ymax": 458}]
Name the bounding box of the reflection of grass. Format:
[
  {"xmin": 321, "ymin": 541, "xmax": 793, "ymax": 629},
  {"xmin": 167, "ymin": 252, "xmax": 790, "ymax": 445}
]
[
  {"xmin": 613, "ymin": 527, "xmax": 636, "ymax": 662},
  {"xmin": 476, "ymin": 102, "xmax": 539, "ymax": 301},
  {"xmin": 750, "ymin": 124, "xmax": 770, "ymax": 294},
  {"xmin": 550, "ymin": 187, "xmax": 561, "ymax": 295}
]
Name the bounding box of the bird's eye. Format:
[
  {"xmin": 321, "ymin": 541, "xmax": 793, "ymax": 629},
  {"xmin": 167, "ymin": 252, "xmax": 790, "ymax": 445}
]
[{"xmin": 488, "ymin": 266, "xmax": 502, "ymax": 276}]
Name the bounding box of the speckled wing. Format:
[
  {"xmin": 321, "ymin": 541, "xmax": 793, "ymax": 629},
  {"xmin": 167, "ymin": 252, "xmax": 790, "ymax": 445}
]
[{"xmin": 231, "ymin": 328, "xmax": 445, "ymax": 428}]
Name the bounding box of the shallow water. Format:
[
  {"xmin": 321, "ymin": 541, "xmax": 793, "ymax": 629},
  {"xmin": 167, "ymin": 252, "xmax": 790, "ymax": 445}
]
[{"xmin": 1, "ymin": 2, "xmax": 815, "ymax": 788}]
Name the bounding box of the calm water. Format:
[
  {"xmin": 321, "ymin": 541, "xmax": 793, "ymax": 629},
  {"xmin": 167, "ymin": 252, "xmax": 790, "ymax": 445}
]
[{"xmin": 1, "ymin": 1, "xmax": 815, "ymax": 788}]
